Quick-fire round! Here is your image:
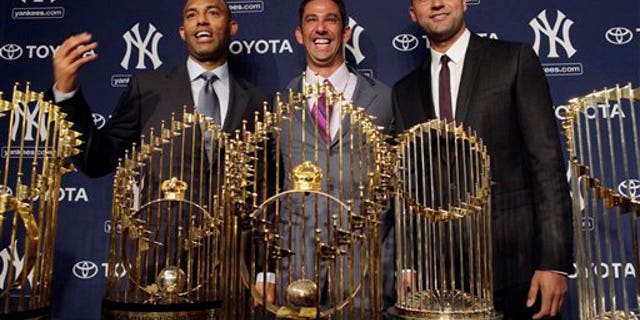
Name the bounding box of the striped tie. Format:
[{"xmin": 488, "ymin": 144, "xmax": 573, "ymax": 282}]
[{"xmin": 312, "ymin": 79, "xmax": 333, "ymax": 143}]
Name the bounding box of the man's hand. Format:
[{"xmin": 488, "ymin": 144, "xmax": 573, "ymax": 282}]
[
  {"xmin": 53, "ymin": 32, "xmax": 99, "ymax": 93},
  {"xmin": 254, "ymin": 281, "xmax": 275, "ymax": 305},
  {"xmin": 527, "ymin": 270, "xmax": 568, "ymax": 319}
]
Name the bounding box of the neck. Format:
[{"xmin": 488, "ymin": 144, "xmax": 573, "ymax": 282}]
[
  {"xmin": 429, "ymin": 26, "xmax": 466, "ymax": 53},
  {"xmin": 308, "ymin": 61, "xmax": 344, "ymax": 78},
  {"xmin": 192, "ymin": 56, "xmax": 226, "ymax": 71}
]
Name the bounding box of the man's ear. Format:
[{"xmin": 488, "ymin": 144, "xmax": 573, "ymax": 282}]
[
  {"xmin": 295, "ymin": 27, "xmax": 304, "ymax": 45},
  {"xmin": 409, "ymin": 6, "xmax": 418, "ymax": 23},
  {"xmin": 342, "ymin": 26, "xmax": 352, "ymax": 44},
  {"xmin": 179, "ymin": 26, "xmax": 186, "ymax": 41},
  {"xmin": 229, "ymin": 20, "xmax": 238, "ymax": 37}
]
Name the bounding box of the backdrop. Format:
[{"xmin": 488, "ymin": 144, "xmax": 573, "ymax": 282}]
[{"xmin": 0, "ymin": 0, "xmax": 638, "ymax": 318}]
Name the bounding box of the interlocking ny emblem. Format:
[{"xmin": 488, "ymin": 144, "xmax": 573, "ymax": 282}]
[
  {"xmin": 529, "ymin": 9, "xmax": 577, "ymax": 59},
  {"xmin": 121, "ymin": 23, "xmax": 163, "ymax": 70},
  {"xmin": 11, "ymin": 102, "xmax": 48, "ymax": 142},
  {"xmin": 346, "ymin": 17, "xmax": 365, "ymax": 65}
]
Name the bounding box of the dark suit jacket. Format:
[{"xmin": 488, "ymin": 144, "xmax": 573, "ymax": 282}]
[
  {"xmin": 49, "ymin": 63, "xmax": 266, "ymax": 178},
  {"xmin": 392, "ymin": 33, "xmax": 572, "ymax": 290}
]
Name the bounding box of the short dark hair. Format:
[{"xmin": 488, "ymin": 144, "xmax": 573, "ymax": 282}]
[{"xmin": 299, "ymin": 0, "xmax": 348, "ymax": 28}]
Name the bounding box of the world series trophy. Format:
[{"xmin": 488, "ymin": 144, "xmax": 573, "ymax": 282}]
[
  {"xmin": 562, "ymin": 84, "xmax": 640, "ymax": 319},
  {"xmin": 102, "ymin": 108, "xmax": 252, "ymax": 319},
  {"xmin": 388, "ymin": 120, "xmax": 500, "ymax": 320},
  {"xmin": 0, "ymin": 83, "xmax": 82, "ymax": 319},
  {"xmin": 235, "ymin": 77, "xmax": 394, "ymax": 319}
]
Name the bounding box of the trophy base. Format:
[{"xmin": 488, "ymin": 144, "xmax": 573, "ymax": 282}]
[
  {"xmin": 0, "ymin": 305, "xmax": 51, "ymax": 320},
  {"xmin": 102, "ymin": 298, "xmax": 222, "ymax": 320},
  {"xmin": 592, "ymin": 309, "xmax": 640, "ymax": 320},
  {"xmin": 386, "ymin": 307, "xmax": 502, "ymax": 320}
]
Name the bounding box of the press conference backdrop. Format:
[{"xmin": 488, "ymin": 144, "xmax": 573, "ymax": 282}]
[{"xmin": 0, "ymin": 0, "xmax": 638, "ymax": 318}]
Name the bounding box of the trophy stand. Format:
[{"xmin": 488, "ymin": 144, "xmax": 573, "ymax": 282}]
[
  {"xmin": 102, "ymin": 109, "xmax": 245, "ymax": 320},
  {"xmin": 389, "ymin": 121, "xmax": 501, "ymax": 320},
  {"xmin": 0, "ymin": 84, "xmax": 82, "ymax": 319},
  {"xmin": 235, "ymin": 77, "xmax": 393, "ymax": 319},
  {"xmin": 563, "ymin": 84, "xmax": 640, "ymax": 319}
]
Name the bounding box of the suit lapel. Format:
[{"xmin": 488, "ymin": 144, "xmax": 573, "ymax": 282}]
[
  {"xmin": 333, "ymin": 71, "xmax": 373, "ymax": 148},
  {"xmin": 454, "ymin": 34, "xmax": 483, "ymax": 123},
  {"xmin": 418, "ymin": 60, "xmax": 436, "ymax": 122},
  {"xmin": 223, "ymin": 73, "xmax": 249, "ymax": 133}
]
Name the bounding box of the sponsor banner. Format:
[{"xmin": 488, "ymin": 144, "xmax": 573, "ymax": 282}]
[
  {"xmin": 227, "ymin": 0, "xmax": 264, "ymax": 14},
  {"xmin": 12, "ymin": 7, "xmax": 64, "ymax": 19},
  {"xmin": 72, "ymin": 261, "xmax": 127, "ymax": 280}
]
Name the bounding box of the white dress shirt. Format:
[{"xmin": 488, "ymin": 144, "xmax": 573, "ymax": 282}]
[
  {"xmin": 430, "ymin": 28, "xmax": 470, "ymax": 119},
  {"xmin": 304, "ymin": 63, "xmax": 357, "ymax": 140},
  {"xmin": 187, "ymin": 57, "xmax": 231, "ymax": 126}
]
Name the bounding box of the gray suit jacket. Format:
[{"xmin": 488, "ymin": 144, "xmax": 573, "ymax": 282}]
[{"xmin": 276, "ymin": 66, "xmax": 394, "ymax": 307}]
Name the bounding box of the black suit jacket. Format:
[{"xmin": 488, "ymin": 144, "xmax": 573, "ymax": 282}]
[
  {"xmin": 49, "ymin": 63, "xmax": 266, "ymax": 178},
  {"xmin": 392, "ymin": 33, "xmax": 572, "ymax": 290}
]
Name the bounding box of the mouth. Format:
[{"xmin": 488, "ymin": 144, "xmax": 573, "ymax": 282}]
[
  {"xmin": 195, "ymin": 30, "xmax": 213, "ymax": 41},
  {"xmin": 312, "ymin": 38, "xmax": 332, "ymax": 49},
  {"xmin": 430, "ymin": 12, "xmax": 449, "ymax": 21}
]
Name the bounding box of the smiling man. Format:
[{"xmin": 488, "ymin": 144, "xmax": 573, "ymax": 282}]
[
  {"xmin": 48, "ymin": 0, "xmax": 266, "ymax": 178},
  {"xmin": 253, "ymin": 0, "xmax": 395, "ymax": 317}
]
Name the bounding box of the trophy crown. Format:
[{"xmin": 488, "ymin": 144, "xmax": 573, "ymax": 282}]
[
  {"xmin": 161, "ymin": 177, "xmax": 188, "ymax": 200},
  {"xmin": 292, "ymin": 161, "xmax": 323, "ymax": 192}
]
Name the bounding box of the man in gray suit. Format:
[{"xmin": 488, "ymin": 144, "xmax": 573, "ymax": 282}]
[
  {"xmin": 254, "ymin": 0, "xmax": 394, "ymax": 315},
  {"xmin": 48, "ymin": 0, "xmax": 265, "ymax": 177}
]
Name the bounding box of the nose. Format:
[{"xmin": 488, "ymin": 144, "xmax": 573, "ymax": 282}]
[
  {"xmin": 196, "ymin": 12, "xmax": 209, "ymax": 25},
  {"xmin": 315, "ymin": 20, "xmax": 328, "ymax": 34},
  {"xmin": 431, "ymin": 0, "xmax": 445, "ymax": 8}
]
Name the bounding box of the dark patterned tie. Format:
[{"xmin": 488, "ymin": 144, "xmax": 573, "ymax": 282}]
[
  {"xmin": 439, "ymin": 55, "xmax": 453, "ymax": 122},
  {"xmin": 312, "ymin": 79, "xmax": 333, "ymax": 143}
]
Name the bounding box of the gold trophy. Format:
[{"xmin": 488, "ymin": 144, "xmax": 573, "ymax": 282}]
[
  {"xmin": 102, "ymin": 108, "xmax": 253, "ymax": 319},
  {"xmin": 388, "ymin": 120, "xmax": 500, "ymax": 320},
  {"xmin": 0, "ymin": 83, "xmax": 82, "ymax": 319},
  {"xmin": 235, "ymin": 77, "xmax": 394, "ymax": 319},
  {"xmin": 562, "ymin": 84, "xmax": 640, "ymax": 319}
]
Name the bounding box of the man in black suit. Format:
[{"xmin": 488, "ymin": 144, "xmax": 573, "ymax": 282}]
[
  {"xmin": 49, "ymin": 0, "xmax": 265, "ymax": 177},
  {"xmin": 392, "ymin": 0, "xmax": 572, "ymax": 319}
]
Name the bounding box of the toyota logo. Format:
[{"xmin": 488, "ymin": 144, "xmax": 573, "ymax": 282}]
[
  {"xmin": 72, "ymin": 261, "xmax": 99, "ymax": 279},
  {"xmin": 618, "ymin": 179, "xmax": 640, "ymax": 200},
  {"xmin": 92, "ymin": 113, "xmax": 106, "ymax": 129},
  {"xmin": 605, "ymin": 27, "xmax": 633, "ymax": 45},
  {"xmin": 0, "ymin": 44, "xmax": 23, "ymax": 61},
  {"xmin": 393, "ymin": 34, "xmax": 420, "ymax": 52}
]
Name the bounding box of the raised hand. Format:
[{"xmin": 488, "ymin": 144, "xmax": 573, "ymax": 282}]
[{"xmin": 53, "ymin": 32, "xmax": 99, "ymax": 93}]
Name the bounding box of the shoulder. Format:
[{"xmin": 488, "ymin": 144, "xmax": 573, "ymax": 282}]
[
  {"xmin": 473, "ymin": 35, "xmax": 537, "ymax": 58},
  {"xmin": 131, "ymin": 64, "xmax": 185, "ymax": 83},
  {"xmin": 393, "ymin": 64, "xmax": 426, "ymax": 92},
  {"xmin": 231, "ymin": 74, "xmax": 268, "ymax": 101}
]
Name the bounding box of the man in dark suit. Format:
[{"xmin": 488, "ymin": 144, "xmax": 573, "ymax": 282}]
[
  {"xmin": 49, "ymin": 0, "xmax": 265, "ymax": 177},
  {"xmin": 392, "ymin": 0, "xmax": 572, "ymax": 319},
  {"xmin": 254, "ymin": 0, "xmax": 394, "ymax": 316}
]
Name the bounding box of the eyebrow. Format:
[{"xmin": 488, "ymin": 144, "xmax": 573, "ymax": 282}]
[{"xmin": 184, "ymin": 4, "xmax": 222, "ymax": 14}]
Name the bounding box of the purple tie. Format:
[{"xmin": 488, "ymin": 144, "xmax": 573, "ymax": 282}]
[
  {"xmin": 439, "ymin": 55, "xmax": 453, "ymax": 122},
  {"xmin": 312, "ymin": 79, "xmax": 333, "ymax": 142}
]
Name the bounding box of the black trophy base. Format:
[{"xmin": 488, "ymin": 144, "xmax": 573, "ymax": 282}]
[{"xmin": 102, "ymin": 299, "xmax": 222, "ymax": 320}]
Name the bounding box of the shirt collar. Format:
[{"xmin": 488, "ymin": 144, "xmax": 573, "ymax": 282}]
[
  {"xmin": 187, "ymin": 57, "xmax": 229, "ymax": 85},
  {"xmin": 304, "ymin": 63, "xmax": 350, "ymax": 92},
  {"xmin": 430, "ymin": 28, "xmax": 471, "ymax": 65}
]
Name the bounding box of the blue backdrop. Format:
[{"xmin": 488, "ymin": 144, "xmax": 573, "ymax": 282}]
[{"xmin": 1, "ymin": 0, "xmax": 639, "ymax": 318}]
